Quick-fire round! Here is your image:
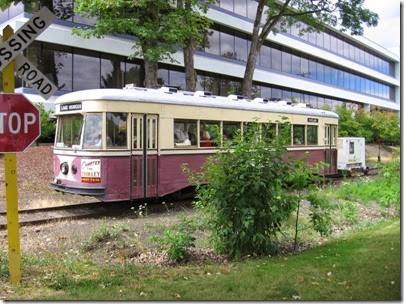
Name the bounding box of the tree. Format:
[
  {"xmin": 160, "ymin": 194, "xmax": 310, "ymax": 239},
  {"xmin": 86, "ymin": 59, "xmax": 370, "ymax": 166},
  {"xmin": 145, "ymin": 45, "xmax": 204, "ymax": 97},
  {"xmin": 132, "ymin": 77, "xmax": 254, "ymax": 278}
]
[
  {"xmin": 175, "ymin": 0, "xmax": 213, "ymax": 91},
  {"xmin": 371, "ymin": 110, "xmax": 400, "ymax": 145},
  {"xmin": 36, "ymin": 102, "xmax": 56, "ymax": 142},
  {"xmin": 334, "ymin": 105, "xmax": 360, "ymax": 137},
  {"xmin": 71, "ymin": 0, "xmax": 185, "ymax": 89},
  {"xmin": 241, "ymin": 0, "xmax": 378, "ymax": 98}
]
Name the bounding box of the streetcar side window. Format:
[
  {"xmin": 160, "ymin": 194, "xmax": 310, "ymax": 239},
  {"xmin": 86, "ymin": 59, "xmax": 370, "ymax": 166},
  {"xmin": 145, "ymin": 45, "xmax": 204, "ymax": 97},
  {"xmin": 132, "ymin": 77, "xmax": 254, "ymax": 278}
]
[
  {"xmin": 106, "ymin": 112, "xmax": 128, "ymax": 149},
  {"xmin": 293, "ymin": 125, "xmax": 305, "ymax": 145},
  {"xmin": 279, "ymin": 123, "xmax": 292, "ymax": 145},
  {"xmin": 223, "ymin": 121, "xmax": 241, "ymax": 144},
  {"xmin": 262, "ymin": 123, "xmax": 277, "ymax": 142},
  {"xmin": 200, "ymin": 120, "xmax": 220, "ymax": 147},
  {"xmin": 83, "ymin": 113, "xmax": 103, "ymax": 149},
  {"xmin": 174, "ymin": 119, "xmax": 197, "ymax": 147},
  {"xmin": 307, "ymin": 125, "xmax": 318, "ymax": 145},
  {"xmin": 55, "ymin": 114, "xmax": 83, "ymax": 148}
]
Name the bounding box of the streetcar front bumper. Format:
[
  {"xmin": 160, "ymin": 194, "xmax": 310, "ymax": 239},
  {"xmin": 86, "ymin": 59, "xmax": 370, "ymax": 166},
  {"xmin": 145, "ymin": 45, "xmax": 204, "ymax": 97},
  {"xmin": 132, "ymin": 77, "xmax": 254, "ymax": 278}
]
[{"xmin": 51, "ymin": 181, "xmax": 106, "ymax": 196}]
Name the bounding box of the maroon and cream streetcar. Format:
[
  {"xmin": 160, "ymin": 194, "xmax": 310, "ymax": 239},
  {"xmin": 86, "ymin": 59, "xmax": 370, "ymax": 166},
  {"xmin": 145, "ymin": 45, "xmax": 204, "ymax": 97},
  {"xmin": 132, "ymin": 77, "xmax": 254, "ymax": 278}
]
[{"xmin": 51, "ymin": 86, "xmax": 338, "ymax": 202}]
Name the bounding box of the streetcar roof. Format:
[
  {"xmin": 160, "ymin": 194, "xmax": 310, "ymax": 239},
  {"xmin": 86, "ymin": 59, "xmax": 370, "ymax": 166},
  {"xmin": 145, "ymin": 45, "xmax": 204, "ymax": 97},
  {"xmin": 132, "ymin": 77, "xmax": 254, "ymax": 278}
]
[{"xmin": 55, "ymin": 88, "xmax": 339, "ymax": 119}]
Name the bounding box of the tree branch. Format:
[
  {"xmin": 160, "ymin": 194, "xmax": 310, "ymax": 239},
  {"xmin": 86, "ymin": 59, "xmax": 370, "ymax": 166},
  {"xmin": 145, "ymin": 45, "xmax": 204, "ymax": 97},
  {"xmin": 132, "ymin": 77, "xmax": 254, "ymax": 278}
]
[{"xmin": 259, "ymin": 0, "xmax": 292, "ymax": 43}]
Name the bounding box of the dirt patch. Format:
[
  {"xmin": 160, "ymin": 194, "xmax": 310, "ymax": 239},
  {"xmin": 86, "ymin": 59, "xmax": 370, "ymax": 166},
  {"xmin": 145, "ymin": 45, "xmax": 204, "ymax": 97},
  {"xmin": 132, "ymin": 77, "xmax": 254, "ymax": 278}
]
[{"xmin": 365, "ymin": 143, "xmax": 397, "ymax": 164}]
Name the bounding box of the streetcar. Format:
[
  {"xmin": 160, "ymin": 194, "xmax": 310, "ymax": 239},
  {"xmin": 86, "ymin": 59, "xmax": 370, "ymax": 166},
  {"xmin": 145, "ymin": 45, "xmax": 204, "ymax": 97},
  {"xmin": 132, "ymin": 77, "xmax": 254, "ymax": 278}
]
[{"xmin": 51, "ymin": 86, "xmax": 339, "ymax": 202}]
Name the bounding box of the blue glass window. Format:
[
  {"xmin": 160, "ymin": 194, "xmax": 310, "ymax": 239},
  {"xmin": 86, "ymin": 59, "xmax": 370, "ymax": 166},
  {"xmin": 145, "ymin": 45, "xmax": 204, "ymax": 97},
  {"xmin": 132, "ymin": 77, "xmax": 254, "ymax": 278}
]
[
  {"xmin": 260, "ymin": 45, "xmax": 271, "ymax": 68},
  {"xmin": 234, "ymin": 0, "xmax": 247, "ymax": 16},
  {"xmin": 291, "ymin": 55, "xmax": 300, "ymax": 76},
  {"xmin": 300, "ymin": 58, "xmax": 309, "ymax": 78},
  {"xmin": 220, "ymin": 0, "xmax": 234, "ymax": 12},
  {"xmin": 235, "ymin": 34, "xmax": 248, "ymax": 62},
  {"xmin": 324, "ymin": 66, "xmax": 332, "ymax": 84},
  {"xmin": 282, "ymin": 51, "xmax": 292, "ymax": 73},
  {"xmin": 271, "ymin": 47, "xmax": 282, "ymax": 71}
]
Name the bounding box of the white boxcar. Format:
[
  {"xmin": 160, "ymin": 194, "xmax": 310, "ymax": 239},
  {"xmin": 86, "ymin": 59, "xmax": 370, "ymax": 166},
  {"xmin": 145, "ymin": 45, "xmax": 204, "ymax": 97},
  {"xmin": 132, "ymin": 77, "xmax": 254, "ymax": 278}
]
[{"xmin": 337, "ymin": 137, "xmax": 369, "ymax": 175}]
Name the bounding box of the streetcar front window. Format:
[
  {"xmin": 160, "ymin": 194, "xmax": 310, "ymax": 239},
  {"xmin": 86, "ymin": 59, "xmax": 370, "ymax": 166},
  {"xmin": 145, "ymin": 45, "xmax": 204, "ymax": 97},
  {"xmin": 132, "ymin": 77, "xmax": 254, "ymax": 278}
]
[
  {"xmin": 83, "ymin": 113, "xmax": 103, "ymax": 149},
  {"xmin": 55, "ymin": 114, "xmax": 83, "ymax": 148}
]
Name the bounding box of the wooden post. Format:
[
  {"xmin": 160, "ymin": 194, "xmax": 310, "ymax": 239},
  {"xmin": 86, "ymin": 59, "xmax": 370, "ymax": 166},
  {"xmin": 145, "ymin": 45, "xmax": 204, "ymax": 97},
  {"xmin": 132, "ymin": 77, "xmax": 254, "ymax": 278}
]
[{"xmin": 3, "ymin": 25, "xmax": 22, "ymax": 285}]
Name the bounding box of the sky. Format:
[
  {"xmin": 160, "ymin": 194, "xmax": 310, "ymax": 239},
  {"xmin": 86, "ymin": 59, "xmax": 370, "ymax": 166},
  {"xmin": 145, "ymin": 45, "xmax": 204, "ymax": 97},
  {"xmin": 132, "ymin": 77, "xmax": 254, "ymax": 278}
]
[{"xmin": 361, "ymin": 0, "xmax": 400, "ymax": 57}]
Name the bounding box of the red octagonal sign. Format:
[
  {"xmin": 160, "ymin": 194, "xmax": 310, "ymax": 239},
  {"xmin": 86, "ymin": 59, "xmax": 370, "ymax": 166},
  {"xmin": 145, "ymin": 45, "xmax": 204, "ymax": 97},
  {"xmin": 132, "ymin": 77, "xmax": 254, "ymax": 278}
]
[{"xmin": 0, "ymin": 94, "xmax": 41, "ymax": 153}]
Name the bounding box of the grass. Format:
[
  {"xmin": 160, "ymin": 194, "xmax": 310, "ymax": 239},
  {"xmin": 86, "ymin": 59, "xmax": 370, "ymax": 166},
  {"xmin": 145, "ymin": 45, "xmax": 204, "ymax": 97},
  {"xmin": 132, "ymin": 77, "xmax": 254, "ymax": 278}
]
[{"xmin": 2, "ymin": 219, "xmax": 400, "ymax": 301}]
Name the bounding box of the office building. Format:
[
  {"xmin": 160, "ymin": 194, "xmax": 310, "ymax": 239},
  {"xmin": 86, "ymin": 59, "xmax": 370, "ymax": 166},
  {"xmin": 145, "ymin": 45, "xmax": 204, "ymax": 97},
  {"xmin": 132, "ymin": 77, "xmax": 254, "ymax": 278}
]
[{"xmin": 0, "ymin": 1, "xmax": 400, "ymax": 113}]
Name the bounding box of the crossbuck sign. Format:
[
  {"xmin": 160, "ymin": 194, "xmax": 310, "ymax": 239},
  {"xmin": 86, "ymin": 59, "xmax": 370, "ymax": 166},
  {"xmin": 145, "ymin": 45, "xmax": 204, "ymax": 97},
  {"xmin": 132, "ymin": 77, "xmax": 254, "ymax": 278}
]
[{"xmin": 0, "ymin": 7, "xmax": 57, "ymax": 100}]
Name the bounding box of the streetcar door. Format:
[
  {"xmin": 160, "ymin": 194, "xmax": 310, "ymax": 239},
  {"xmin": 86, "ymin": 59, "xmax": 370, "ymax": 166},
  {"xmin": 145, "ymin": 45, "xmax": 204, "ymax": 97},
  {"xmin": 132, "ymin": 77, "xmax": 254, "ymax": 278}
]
[
  {"xmin": 131, "ymin": 114, "xmax": 158, "ymax": 199},
  {"xmin": 324, "ymin": 124, "xmax": 337, "ymax": 174}
]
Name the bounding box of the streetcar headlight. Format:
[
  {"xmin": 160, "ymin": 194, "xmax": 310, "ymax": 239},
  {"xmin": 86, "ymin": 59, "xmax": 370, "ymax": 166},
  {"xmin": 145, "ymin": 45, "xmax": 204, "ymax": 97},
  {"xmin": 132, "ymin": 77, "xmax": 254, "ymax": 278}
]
[
  {"xmin": 60, "ymin": 162, "xmax": 69, "ymax": 175},
  {"xmin": 71, "ymin": 164, "xmax": 78, "ymax": 174}
]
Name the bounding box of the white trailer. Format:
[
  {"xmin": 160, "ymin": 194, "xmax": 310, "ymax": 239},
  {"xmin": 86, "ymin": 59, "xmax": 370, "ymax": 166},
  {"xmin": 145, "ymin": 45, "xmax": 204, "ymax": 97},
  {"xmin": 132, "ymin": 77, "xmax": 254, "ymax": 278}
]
[{"xmin": 337, "ymin": 137, "xmax": 369, "ymax": 176}]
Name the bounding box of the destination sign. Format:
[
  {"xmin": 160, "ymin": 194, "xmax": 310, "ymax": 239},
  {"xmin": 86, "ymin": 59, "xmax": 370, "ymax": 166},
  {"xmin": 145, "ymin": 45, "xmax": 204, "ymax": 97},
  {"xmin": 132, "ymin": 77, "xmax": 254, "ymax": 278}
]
[
  {"xmin": 307, "ymin": 118, "xmax": 318, "ymax": 123},
  {"xmin": 60, "ymin": 103, "xmax": 82, "ymax": 111}
]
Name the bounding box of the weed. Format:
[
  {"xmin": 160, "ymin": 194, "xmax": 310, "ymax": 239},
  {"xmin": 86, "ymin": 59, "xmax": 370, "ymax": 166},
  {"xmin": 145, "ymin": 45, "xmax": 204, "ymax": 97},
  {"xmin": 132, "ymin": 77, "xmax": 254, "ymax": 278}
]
[
  {"xmin": 82, "ymin": 223, "xmax": 128, "ymax": 251},
  {"xmin": 150, "ymin": 229, "xmax": 196, "ymax": 262},
  {"xmin": 340, "ymin": 201, "xmax": 359, "ymax": 224},
  {"xmin": 0, "ymin": 251, "xmax": 8, "ymax": 280},
  {"xmin": 131, "ymin": 203, "xmax": 148, "ymax": 217}
]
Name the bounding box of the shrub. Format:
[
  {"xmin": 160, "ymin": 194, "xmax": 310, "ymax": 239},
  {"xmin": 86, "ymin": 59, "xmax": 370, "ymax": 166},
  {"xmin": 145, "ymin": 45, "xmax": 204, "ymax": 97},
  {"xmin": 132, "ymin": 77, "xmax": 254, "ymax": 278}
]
[
  {"xmin": 340, "ymin": 200, "xmax": 359, "ymax": 224},
  {"xmin": 82, "ymin": 223, "xmax": 128, "ymax": 251},
  {"xmin": 286, "ymin": 157, "xmax": 334, "ymax": 249},
  {"xmin": 184, "ymin": 121, "xmax": 294, "ymax": 258},
  {"xmin": 150, "ymin": 229, "xmax": 196, "ymax": 262},
  {"xmin": 36, "ymin": 102, "xmax": 56, "ymax": 143}
]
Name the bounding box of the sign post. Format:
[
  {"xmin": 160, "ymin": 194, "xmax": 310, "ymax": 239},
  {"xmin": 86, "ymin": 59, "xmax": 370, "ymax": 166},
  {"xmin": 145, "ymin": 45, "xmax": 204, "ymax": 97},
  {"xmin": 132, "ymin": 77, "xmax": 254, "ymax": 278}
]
[
  {"xmin": 2, "ymin": 25, "xmax": 22, "ymax": 285},
  {"xmin": 0, "ymin": 6, "xmax": 56, "ymax": 285}
]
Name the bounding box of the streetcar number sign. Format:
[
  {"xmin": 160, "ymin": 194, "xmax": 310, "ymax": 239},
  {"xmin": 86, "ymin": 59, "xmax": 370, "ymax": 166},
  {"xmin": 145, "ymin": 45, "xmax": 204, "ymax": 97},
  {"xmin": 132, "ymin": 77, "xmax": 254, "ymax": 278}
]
[{"xmin": 0, "ymin": 94, "xmax": 40, "ymax": 152}]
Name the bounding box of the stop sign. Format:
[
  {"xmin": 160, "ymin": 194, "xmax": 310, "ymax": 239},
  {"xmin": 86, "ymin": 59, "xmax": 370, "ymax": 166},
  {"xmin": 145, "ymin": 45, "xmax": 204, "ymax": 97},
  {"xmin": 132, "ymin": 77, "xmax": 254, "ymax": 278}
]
[{"xmin": 0, "ymin": 94, "xmax": 41, "ymax": 153}]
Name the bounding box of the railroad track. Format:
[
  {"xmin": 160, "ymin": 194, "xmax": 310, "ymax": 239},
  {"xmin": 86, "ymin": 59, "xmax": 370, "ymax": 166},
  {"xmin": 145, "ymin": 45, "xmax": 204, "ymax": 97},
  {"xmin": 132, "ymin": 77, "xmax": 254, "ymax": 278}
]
[
  {"xmin": 0, "ymin": 197, "xmax": 194, "ymax": 230},
  {"xmin": 0, "ymin": 168, "xmax": 381, "ymax": 230}
]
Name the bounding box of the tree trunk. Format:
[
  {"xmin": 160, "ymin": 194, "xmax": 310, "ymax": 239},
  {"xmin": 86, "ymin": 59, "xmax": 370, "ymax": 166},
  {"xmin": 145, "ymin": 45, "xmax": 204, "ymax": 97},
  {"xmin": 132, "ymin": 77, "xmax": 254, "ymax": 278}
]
[
  {"xmin": 183, "ymin": 39, "xmax": 197, "ymax": 91},
  {"xmin": 241, "ymin": 41, "xmax": 261, "ymax": 98},
  {"xmin": 143, "ymin": 58, "xmax": 159, "ymax": 89},
  {"xmin": 241, "ymin": 0, "xmax": 265, "ymax": 98}
]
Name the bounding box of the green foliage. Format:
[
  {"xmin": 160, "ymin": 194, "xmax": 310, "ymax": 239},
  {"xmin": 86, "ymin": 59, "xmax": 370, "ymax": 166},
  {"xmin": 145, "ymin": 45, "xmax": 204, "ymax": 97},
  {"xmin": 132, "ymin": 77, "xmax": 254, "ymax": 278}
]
[
  {"xmin": 0, "ymin": 251, "xmax": 8, "ymax": 280},
  {"xmin": 82, "ymin": 223, "xmax": 128, "ymax": 251},
  {"xmin": 286, "ymin": 157, "xmax": 334, "ymax": 249},
  {"xmin": 335, "ymin": 106, "xmax": 400, "ymax": 144},
  {"xmin": 185, "ymin": 121, "xmax": 294, "ymax": 258},
  {"xmin": 370, "ymin": 111, "xmax": 400, "ymax": 144},
  {"xmin": 336, "ymin": 152, "xmax": 400, "ymax": 213},
  {"xmin": 36, "ymin": 102, "xmax": 56, "ymax": 142},
  {"xmin": 340, "ymin": 200, "xmax": 359, "ymax": 224},
  {"xmin": 150, "ymin": 229, "xmax": 196, "ymax": 262}
]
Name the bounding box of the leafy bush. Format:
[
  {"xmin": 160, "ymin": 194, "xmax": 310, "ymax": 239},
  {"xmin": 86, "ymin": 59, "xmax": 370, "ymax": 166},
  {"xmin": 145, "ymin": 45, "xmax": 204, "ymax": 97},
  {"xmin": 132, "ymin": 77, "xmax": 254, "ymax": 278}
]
[
  {"xmin": 307, "ymin": 191, "xmax": 335, "ymax": 236},
  {"xmin": 335, "ymin": 106, "xmax": 400, "ymax": 145},
  {"xmin": 36, "ymin": 102, "xmax": 56, "ymax": 143},
  {"xmin": 340, "ymin": 200, "xmax": 359, "ymax": 224},
  {"xmin": 150, "ymin": 229, "xmax": 196, "ymax": 262},
  {"xmin": 336, "ymin": 151, "xmax": 400, "ymax": 214},
  {"xmin": 286, "ymin": 156, "xmax": 334, "ymax": 249},
  {"xmin": 82, "ymin": 223, "xmax": 128, "ymax": 251},
  {"xmin": 184, "ymin": 121, "xmax": 294, "ymax": 258}
]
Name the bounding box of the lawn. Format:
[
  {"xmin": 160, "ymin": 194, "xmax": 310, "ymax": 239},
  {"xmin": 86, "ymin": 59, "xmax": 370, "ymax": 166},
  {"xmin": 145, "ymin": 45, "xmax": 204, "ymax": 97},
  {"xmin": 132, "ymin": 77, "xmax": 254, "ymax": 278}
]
[{"xmin": 2, "ymin": 219, "xmax": 400, "ymax": 301}]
